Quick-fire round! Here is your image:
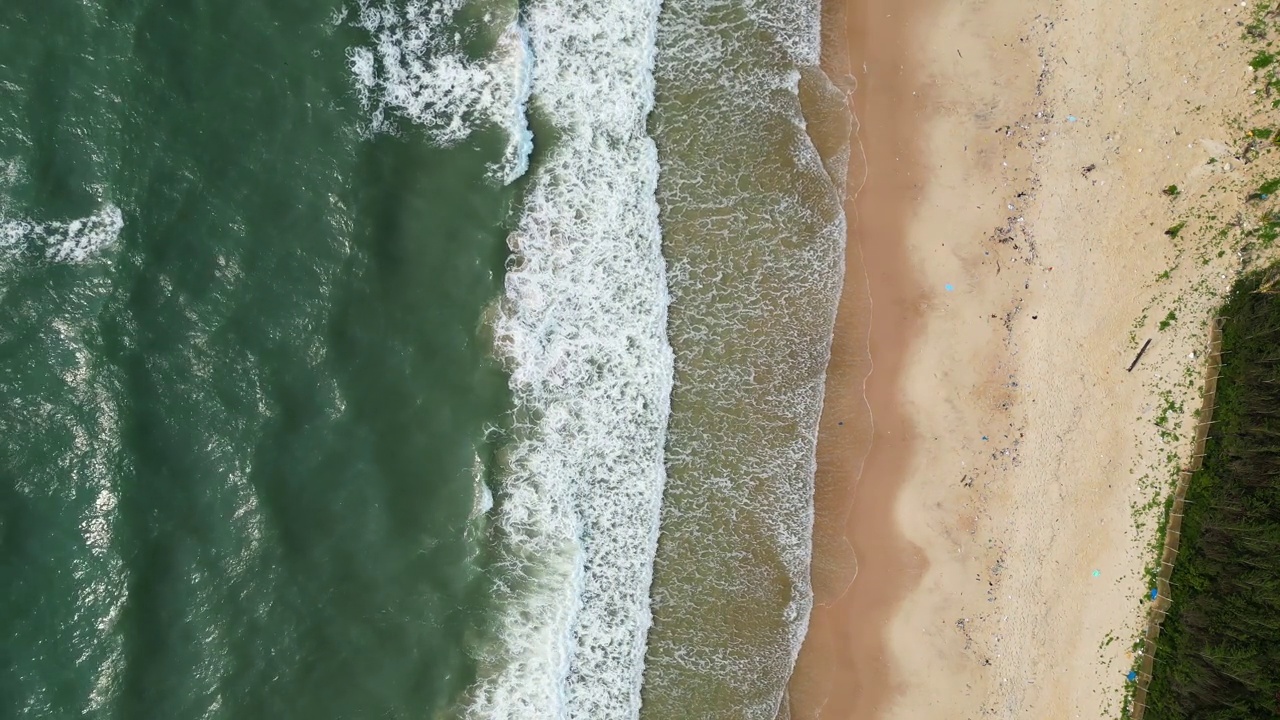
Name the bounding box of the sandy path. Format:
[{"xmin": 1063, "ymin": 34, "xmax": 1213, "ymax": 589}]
[{"xmin": 794, "ymin": 0, "xmax": 1258, "ymax": 718}]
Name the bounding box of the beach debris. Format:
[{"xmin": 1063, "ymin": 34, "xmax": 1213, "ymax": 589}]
[
  {"xmin": 1128, "ymin": 670, "xmax": 1138, "ymax": 682},
  {"xmin": 1092, "ymin": 569, "xmax": 1101, "ymax": 577},
  {"xmin": 1067, "ymin": 115, "xmax": 1078, "ymax": 122},
  {"xmin": 1150, "ymin": 587, "xmax": 1158, "ymax": 601},
  {"xmin": 1127, "ymin": 338, "xmax": 1154, "ymax": 372},
  {"xmin": 982, "ymin": 435, "xmax": 989, "ymax": 441},
  {"xmin": 1081, "ymin": 163, "xmax": 1096, "ymax": 176},
  {"xmin": 945, "ymin": 283, "xmax": 955, "ymax": 292}
]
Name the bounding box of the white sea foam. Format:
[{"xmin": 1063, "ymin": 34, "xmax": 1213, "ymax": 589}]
[
  {"xmin": 347, "ymin": 0, "xmax": 532, "ymax": 183},
  {"xmin": 0, "ymin": 204, "xmax": 123, "ymax": 263},
  {"xmin": 465, "ymin": 0, "xmax": 671, "ymax": 717},
  {"xmin": 470, "ymin": 452, "xmax": 494, "ymax": 519}
]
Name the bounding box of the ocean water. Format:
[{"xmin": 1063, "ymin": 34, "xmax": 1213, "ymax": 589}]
[{"xmin": 0, "ymin": 0, "xmax": 851, "ymax": 718}]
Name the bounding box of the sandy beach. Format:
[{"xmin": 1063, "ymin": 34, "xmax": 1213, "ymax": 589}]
[{"xmin": 793, "ymin": 0, "xmax": 1262, "ymax": 718}]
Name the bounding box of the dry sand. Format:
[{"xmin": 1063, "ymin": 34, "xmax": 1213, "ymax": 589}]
[{"xmin": 792, "ymin": 0, "xmax": 1268, "ymax": 718}]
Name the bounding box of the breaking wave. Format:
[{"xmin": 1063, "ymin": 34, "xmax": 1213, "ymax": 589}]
[
  {"xmin": 345, "ymin": 0, "xmax": 533, "ymax": 183},
  {"xmin": 470, "ymin": 0, "xmax": 672, "ymax": 717},
  {"xmin": 0, "ymin": 204, "xmax": 124, "ymax": 263}
]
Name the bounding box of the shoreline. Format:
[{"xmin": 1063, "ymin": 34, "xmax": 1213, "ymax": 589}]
[{"xmin": 790, "ymin": 0, "xmax": 933, "ymax": 716}]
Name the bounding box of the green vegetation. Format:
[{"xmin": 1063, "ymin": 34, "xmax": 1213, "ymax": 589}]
[
  {"xmin": 1153, "ymin": 395, "xmax": 1182, "ymax": 428},
  {"xmin": 1250, "ymin": 50, "xmax": 1276, "ymax": 70},
  {"xmin": 1144, "ymin": 269, "xmax": 1280, "ymax": 719},
  {"xmin": 1158, "ymin": 310, "xmax": 1177, "ymax": 331},
  {"xmin": 1165, "ymin": 222, "xmax": 1186, "ymax": 239},
  {"xmin": 1163, "ymin": 184, "xmax": 1181, "ymax": 197},
  {"xmin": 1261, "ymin": 223, "xmax": 1280, "ymax": 248}
]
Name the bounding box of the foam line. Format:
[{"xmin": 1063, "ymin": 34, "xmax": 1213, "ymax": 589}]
[{"xmin": 469, "ymin": 0, "xmax": 671, "ymax": 716}]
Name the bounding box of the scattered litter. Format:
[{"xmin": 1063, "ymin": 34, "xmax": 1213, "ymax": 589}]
[
  {"xmin": 1150, "ymin": 588, "xmax": 1158, "ymax": 601},
  {"xmin": 1127, "ymin": 670, "xmax": 1138, "ymax": 682},
  {"xmin": 1067, "ymin": 115, "xmax": 1078, "ymax": 122},
  {"xmin": 945, "ymin": 283, "xmax": 955, "ymax": 292},
  {"xmin": 1092, "ymin": 569, "xmax": 1101, "ymax": 578},
  {"xmin": 981, "ymin": 435, "xmax": 989, "ymax": 441}
]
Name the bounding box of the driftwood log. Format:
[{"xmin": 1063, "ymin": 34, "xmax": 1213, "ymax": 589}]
[{"xmin": 1127, "ymin": 338, "xmax": 1153, "ymax": 372}]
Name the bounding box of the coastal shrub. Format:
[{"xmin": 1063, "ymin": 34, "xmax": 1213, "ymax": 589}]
[
  {"xmin": 1143, "ymin": 268, "xmax": 1280, "ymax": 719},
  {"xmin": 1261, "ymin": 223, "xmax": 1280, "ymax": 247},
  {"xmin": 1163, "ymin": 184, "xmax": 1181, "ymax": 197},
  {"xmin": 1249, "ymin": 50, "xmax": 1276, "ymax": 69}
]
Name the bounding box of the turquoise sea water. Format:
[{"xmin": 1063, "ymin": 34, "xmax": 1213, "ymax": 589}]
[{"xmin": 1, "ymin": 1, "xmax": 852, "ymax": 718}]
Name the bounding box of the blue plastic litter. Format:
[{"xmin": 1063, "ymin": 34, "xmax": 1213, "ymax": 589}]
[
  {"xmin": 1150, "ymin": 588, "xmax": 1158, "ymax": 601},
  {"xmin": 981, "ymin": 435, "xmax": 988, "ymax": 441},
  {"xmin": 945, "ymin": 283, "xmax": 955, "ymax": 292},
  {"xmin": 1067, "ymin": 115, "xmax": 1078, "ymax": 122},
  {"xmin": 1127, "ymin": 670, "xmax": 1138, "ymax": 682}
]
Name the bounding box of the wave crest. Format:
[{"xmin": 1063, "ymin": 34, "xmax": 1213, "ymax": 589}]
[
  {"xmin": 346, "ymin": 0, "xmax": 532, "ymax": 183},
  {"xmin": 1, "ymin": 204, "xmax": 124, "ymax": 263},
  {"xmin": 466, "ymin": 0, "xmax": 671, "ymax": 717}
]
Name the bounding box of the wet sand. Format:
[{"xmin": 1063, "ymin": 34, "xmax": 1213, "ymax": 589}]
[{"xmin": 790, "ymin": 0, "xmax": 932, "ymax": 717}]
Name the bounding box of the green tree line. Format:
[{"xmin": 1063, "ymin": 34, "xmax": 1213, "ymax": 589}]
[{"xmin": 1145, "ymin": 269, "xmax": 1280, "ymax": 719}]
